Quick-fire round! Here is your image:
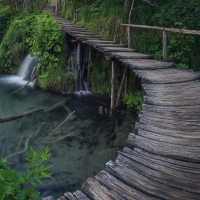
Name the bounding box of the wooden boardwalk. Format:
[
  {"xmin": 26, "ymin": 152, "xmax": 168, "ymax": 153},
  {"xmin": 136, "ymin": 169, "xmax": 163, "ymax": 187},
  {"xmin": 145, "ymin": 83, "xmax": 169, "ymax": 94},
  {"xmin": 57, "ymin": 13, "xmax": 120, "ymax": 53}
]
[{"xmin": 43, "ymin": 5, "xmax": 200, "ymax": 200}]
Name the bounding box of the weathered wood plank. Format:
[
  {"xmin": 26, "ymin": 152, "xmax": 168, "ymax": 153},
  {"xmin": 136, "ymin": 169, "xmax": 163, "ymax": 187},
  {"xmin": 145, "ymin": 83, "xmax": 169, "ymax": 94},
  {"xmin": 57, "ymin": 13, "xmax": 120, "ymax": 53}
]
[
  {"xmin": 122, "ymin": 148, "xmax": 200, "ymax": 174},
  {"xmin": 135, "ymin": 122, "xmax": 200, "ymax": 138},
  {"xmin": 138, "ymin": 114, "xmax": 200, "ymax": 132},
  {"xmin": 115, "ymin": 153, "xmax": 200, "ymax": 194},
  {"xmin": 83, "ymin": 40, "xmax": 116, "ymax": 44},
  {"xmin": 95, "ymin": 170, "xmax": 157, "ymax": 200},
  {"xmin": 137, "ymin": 129, "xmax": 200, "ymax": 146},
  {"xmin": 73, "ymin": 190, "xmax": 91, "ymax": 200},
  {"xmin": 58, "ymin": 196, "xmax": 67, "ymax": 200},
  {"xmin": 119, "ymin": 59, "xmax": 175, "ymax": 69},
  {"xmin": 133, "ymin": 68, "xmax": 200, "ymax": 84},
  {"xmin": 106, "ymin": 161, "xmax": 200, "ymax": 200},
  {"xmin": 106, "ymin": 52, "xmax": 153, "ymax": 59},
  {"xmin": 127, "ymin": 133, "xmax": 200, "ymax": 162},
  {"xmin": 97, "ymin": 47, "xmax": 136, "ymax": 53},
  {"xmin": 64, "ymin": 192, "xmax": 77, "ymax": 200},
  {"xmin": 95, "ymin": 44, "xmax": 126, "ymax": 49},
  {"xmin": 82, "ymin": 177, "xmax": 122, "ymax": 200}
]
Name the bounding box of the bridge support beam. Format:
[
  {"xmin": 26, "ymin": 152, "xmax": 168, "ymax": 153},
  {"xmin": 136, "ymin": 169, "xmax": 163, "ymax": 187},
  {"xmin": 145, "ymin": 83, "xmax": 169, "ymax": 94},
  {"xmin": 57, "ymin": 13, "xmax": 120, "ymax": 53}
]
[
  {"xmin": 110, "ymin": 60, "xmax": 116, "ymax": 113},
  {"xmin": 162, "ymin": 30, "xmax": 168, "ymax": 61}
]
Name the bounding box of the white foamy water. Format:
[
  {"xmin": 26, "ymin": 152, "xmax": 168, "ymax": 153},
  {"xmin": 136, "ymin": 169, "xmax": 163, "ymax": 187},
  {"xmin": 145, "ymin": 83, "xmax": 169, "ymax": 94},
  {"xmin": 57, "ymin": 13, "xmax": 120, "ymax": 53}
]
[
  {"xmin": 0, "ymin": 75, "xmax": 34, "ymax": 87},
  {"xmin": 18, "ymin": 54, "xmax": 38, "ymax": 80}
]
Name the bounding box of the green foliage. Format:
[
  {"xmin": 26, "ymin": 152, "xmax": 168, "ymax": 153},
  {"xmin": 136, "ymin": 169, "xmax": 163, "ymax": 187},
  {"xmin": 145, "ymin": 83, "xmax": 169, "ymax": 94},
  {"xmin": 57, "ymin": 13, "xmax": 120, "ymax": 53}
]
[
  {"xmin": 0, "ymin": 6, "xmax": 14, "ymax": 42},
  {"xmin": 137, "ymin": 0, "xmax": 200, "ymax": 70},
  {"xmin": 90, "ymin": 57, "xmax": 111, "ymax": 95},
  {"xmin": 0, "ymin": 0, "xmax": 46, "ymax": 11},
  {"xmin": 0, "ymin": 11, "xmax": 74, "ymax": 93},
  {"xmin": 123, "ymin": 90, "xmax": 143, "ymax": 114},
  {"xmin": 89, "ymin": 50, "xmax": 122, "ymax": 95},
  {"xmin": 64, "ymin": 0, "xmax": 128, "ymax": 43},
  {"xmin": 167, "ymin": 23, "xmax": 194, "ymax": 69},
  {"xmin": 137, "ymin": 32, "xmax": 162, "ymax": 60},
  {"xmin": 0, "ymin": 146, "xmax": 52, "ymax": 200}
]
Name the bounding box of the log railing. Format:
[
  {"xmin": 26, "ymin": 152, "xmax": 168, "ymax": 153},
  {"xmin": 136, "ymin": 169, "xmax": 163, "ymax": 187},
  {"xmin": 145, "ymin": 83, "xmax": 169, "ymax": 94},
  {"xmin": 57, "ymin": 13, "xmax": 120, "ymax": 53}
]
[{"xmin": 119, "ymin": 23, "xmax": 200, "ymax": 61}]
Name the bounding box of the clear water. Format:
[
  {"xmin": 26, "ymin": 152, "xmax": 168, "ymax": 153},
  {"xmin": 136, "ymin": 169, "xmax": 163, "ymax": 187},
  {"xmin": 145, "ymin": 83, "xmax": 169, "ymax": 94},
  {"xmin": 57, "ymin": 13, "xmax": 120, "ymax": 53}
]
[{"xmin": 0, "ymin": 72, "xmax": 137, "ymax": 199}]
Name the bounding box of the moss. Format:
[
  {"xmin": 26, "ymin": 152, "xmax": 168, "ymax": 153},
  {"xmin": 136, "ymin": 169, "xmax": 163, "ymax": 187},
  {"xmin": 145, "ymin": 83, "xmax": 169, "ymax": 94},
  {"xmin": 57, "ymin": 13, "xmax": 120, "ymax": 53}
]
[{"xmin": 38, "ymin": 68, "xmax": 75, "ymax": 94}]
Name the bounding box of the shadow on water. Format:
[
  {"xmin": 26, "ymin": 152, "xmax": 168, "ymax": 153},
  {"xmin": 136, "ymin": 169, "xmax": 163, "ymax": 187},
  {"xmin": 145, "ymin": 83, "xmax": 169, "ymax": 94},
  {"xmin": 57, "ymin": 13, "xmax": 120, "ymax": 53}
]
[{"xmin": 0, "ymin": 72, "xmax": 138, "ymax": 199}]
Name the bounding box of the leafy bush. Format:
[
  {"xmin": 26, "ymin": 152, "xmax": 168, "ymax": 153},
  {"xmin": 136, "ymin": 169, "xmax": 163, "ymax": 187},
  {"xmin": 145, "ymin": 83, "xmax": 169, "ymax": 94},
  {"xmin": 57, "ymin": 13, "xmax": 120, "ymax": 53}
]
[
  {"xmin": 0, "ymin": 11, "xmax": 74, "ymax": 93},
  {"xmin": 123, "ymin": 90, "xmax": 143, "ymax": 114},
  {"xmin": 0, "ymin": 145, "xmax": 52, "ymax": 200}
]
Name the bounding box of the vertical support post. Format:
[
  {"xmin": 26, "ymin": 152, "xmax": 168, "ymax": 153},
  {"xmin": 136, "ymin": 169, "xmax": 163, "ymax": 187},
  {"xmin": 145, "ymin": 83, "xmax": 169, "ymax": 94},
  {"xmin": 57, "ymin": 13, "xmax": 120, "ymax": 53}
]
[
  {"xmin": 116, "ymin": 66, "xmax": 128, "ymax": 108},
  {"xmin": 76, "ymin": 42, "xmax": 82, "ymax": 91},
  {"xmin": 162, "ymin": 30, "xmax": 168, "ymax": 61},
  {"xmin": 127, "ymin": 26, "xmax": 131, "ymax": 48},
  {"xmin": 55, "ymin": 0, "xmax": 58, "ymax": 14},
  {"xmin": 110, "ymin": 60, "xmax": 116, "ymax": 112}
]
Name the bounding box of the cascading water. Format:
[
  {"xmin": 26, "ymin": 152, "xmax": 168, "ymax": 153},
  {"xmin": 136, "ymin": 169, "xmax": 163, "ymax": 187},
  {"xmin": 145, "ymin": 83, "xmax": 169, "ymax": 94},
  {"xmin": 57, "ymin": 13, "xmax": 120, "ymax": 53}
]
[
  {"xmin": 0, "ymin": 54, "xmax": 38, "ymax": 86},
  {"xmin": 18, "ymin": 54, "xmax": 38, "ymax": 80},
  {"xmin": 67, "ymin": 42, "xmax": 90, "ymax": 95}
]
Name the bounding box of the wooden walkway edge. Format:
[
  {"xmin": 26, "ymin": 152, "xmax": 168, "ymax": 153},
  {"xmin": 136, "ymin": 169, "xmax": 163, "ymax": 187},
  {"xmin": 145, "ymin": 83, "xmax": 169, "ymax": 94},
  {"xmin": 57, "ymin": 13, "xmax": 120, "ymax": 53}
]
[{"xmin": 43, "ymin": 5, "xmax": 200, "ymax": 200}]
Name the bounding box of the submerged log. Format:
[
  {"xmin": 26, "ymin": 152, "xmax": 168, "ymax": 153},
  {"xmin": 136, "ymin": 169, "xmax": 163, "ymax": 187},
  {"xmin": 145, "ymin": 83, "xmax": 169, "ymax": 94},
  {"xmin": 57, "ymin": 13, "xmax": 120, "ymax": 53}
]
[{"xmin": 0, "ymin": 99, "xmax": 68, "ymax": 123}]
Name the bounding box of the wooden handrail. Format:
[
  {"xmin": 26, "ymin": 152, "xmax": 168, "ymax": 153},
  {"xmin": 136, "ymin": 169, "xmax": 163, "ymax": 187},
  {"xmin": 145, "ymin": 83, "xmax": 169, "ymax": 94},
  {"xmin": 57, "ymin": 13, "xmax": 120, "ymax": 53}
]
[
  {"xmin": 119, "ymin": 23, "xmax": 200, "ymax": 35},
  {"xmin": 119, "ymin": 23, "xmax": 200, "ymax": 61}
]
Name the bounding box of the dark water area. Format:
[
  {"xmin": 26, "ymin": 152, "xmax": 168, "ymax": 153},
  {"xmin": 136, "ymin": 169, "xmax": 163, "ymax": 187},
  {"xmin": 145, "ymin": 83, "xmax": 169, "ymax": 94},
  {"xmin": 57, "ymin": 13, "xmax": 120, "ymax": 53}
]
[{"xmin": 0, "ymin": 72, "xmax": 137, "ymax": 199}]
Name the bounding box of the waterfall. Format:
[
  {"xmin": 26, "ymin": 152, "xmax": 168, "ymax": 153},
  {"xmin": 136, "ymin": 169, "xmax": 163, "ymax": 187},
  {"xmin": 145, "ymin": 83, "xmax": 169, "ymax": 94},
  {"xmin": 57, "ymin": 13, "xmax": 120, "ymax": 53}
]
[
  {"xmin": 0, "ymin": 54, "xmax": 37, "ymax": 86},
  {"xmin": 84, "ymin": 81, "xmax": 89, "ymax": 91},
  {"xmin": 18, "ymin": 54, "xmax": 38, "ymax": 80}
]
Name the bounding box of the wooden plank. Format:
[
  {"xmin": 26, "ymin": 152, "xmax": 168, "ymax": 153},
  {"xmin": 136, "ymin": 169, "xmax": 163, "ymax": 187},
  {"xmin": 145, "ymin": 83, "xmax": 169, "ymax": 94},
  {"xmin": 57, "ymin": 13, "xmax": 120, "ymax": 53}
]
[
  {"xmin": 132, "ymin": 147, "xmax": 200, "ymax": 171},
  {"xmin": 106, "ymin": 161, "xmax": 200, "ymax": 200},
  {"xmin": 71, "ymin": 34, "xmax": 101, "ymax": 41},
  {"xmin": 135, "ymin": 122, "xmax": 200, "ymax": 138},
  {"xmin": 98, "ymin": 46, "xmax": 136, "ymax": 53},
  {"xmin": 115, "ymin": 153, "xmax": 200, "ymax": 194},
  {"xmin": 42, "ymin": 197, "xmax": 53, "ymax": 200},
  {"xmin": 64, "ymin": 192, "xmax": 77, "ymax": 200},
  {"xmin": 94, "ymin": 44, "xmax": 126, "ymax": 48},
  {"xmin": 95, "ymin": 170, "xmax": 157, "ymax": 200},
  {"xmin": 106, "ymin": 52, "xmax": 153, "ymax": 59},
  {"xmin": 73, "ymin": 190, "xmax": 91, "ymax": 200},
  {"xmin": 58, "ymin": 196, "xmax": 67, "ymax": 200},
  {"xmin": 119, "ymin": 59, "xmax": 175, "ymax": 69},
  {"xmin": 127, "ymin": 133, "xmax": 200, "ymax": 162},
  {"xmin": 83, "ymin": 40, "xmax": 116, "ymax": 44},
  {"xmin": 82, "ymin": 177, "xmax": 122, "ymax": 200},
  {"xmin": 122, "ymin": 148, "xmax": 200, "ymax": 174},
  {"xmin": 138, "ymin": 114, "xmax": 200, "ymax": 132},
  {"xmin": 137, "ymin": 128, "xmax": 200, "ymax": 146},
  {"xmin": 133, "ymin": 68, "xmax": 200, "ymax": 84}
]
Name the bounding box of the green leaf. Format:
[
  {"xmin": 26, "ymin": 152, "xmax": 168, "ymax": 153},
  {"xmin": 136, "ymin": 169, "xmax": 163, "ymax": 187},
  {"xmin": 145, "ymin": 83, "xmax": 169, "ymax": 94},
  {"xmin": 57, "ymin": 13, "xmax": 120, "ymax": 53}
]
[
  {"xmin": 54, "ymin": 44, "xmax": 61, "ymax": 52},
  {"xmin": 40, "ymin": 171, "xmax": 52, "ymax": 178},
  {"xmin": 0, "ymin": 158, "xmax": 7, "ymax": 167}
]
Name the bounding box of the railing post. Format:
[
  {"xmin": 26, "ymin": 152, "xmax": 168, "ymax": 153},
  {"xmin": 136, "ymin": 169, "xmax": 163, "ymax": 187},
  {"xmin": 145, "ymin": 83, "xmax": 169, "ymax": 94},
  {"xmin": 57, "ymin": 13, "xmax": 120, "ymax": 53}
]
[
  {"xmin": 110, "ymin": 60, "xmax": 116, "ymax": 113},
  {"xmin": 162, "ymin": 30, "xmax": 168, "ymax": 61},
  {"xmin": 55, "ymin": 0, "xmax": 58, "ymax": 14},
  {"xmin": 127, "ymin": 26, "xmax": 131, "ymax": 48}
]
